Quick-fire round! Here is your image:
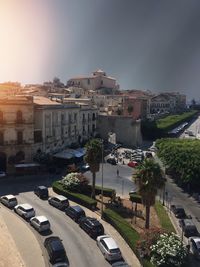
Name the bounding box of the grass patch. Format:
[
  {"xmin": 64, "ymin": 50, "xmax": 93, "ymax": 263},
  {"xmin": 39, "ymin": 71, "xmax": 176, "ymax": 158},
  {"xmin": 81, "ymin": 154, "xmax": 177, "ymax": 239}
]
[{"xmin": 155, "ymin": 201, "xmax": 175, "ymax": 232}]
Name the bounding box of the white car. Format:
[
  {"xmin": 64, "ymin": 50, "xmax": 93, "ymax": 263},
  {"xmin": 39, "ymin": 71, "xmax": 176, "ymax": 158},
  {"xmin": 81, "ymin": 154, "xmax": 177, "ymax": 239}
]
[
  {"xmin": 0, "ymin": 194, "xmax": 18, "ymax": 208},
  {"xmin": 97, "ymin": 235, "xmax": 122, "ymax": 261},
  {"xmin": 188, "ymin": 237, "xmax": 200, "ymax": 260},
  {"xmin": 14, "ymin": 203, "xmax": 35, "ymax": 219},
  {"xmin": 30, "ymin": 215, "xmax": 50, "ymax": 232}
]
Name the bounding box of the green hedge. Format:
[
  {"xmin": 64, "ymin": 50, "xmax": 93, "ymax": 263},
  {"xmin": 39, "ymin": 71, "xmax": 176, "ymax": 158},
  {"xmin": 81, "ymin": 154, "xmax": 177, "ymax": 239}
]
[
  {"xmin": 52, "ymin": 181, "xmax": 97, "ymax": 210},
  {"xmin": 94, "ymin": 185, "xmax": 116, "ymax": 198},
  {"xmin": 129, "ymin": 193, "xmax": 142, "ymax": 203},
  {"xmin": 102, "ymin": 208, "xmax": 140, "ymax": 255}
]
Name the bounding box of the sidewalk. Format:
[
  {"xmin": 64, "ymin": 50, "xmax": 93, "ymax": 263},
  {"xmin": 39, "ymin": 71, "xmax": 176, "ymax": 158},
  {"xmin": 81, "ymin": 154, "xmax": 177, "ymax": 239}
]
[
  {"xmin": 0, "ymin": 208, "xmax": 24, "ymax": 267},
  {"xmin": 49, "ymin": 188, "xmax": 141, "ymax": 267},
  {"xmin": 0, "ymin": 206, "xmax": 45, "ymax": 267}
]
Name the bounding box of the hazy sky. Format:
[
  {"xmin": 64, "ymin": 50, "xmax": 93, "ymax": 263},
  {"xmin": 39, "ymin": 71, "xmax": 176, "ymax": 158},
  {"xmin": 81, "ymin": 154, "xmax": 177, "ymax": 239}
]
[{"xmin": 1, "ymin": 0, "xmax": 200, "ymax": 99}]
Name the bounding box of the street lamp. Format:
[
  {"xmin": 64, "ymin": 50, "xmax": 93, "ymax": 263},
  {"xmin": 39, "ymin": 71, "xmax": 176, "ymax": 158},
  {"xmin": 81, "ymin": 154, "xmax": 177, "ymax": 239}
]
[{"xmin": 101, "ymin": 139, "xmax": 104, "ymax": 218}]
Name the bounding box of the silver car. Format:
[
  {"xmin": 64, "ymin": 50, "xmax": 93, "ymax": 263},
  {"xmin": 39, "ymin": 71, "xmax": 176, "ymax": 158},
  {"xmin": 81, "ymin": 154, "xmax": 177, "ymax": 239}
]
[
  {"xmin": 0, "ymin": 194, "xmax": 17, "ymax": 208},
  {"xmin": 14, "ymin": 203, "xmax": 35, "ymax": 219},
  {"xmin": 97, "ymin": 235, "xmax": 122, "ymax": 261},
  {"xmin": 188, "ymin": 237, "xmax": 200, "ymax": 260},
  {"xmin": 30, "ymin": 215, "xmax": 50, "ymax": 232},
  {"xmin": 48, "ymin": 195, "xmax": 69, "ymax": 210}
]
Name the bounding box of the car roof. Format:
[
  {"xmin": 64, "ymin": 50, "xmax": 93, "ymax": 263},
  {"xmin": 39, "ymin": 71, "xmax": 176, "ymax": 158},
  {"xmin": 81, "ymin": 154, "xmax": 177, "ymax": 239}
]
[
  {"xmin": 19, "ymin": 203, "xmax": 33, "ymax": 209},
  {"xmin": 191, "ymin": 237, "xmax": 200, "ymax": 248},
  {"xmin": 34, "ymin": 215, "xmax": 48, "ymax": 222},
  {"xmin": 3, "ymin": 194, "xmax": 16, "ymax": 199},
  {"xmin": 45, "ymin": 236, "xmax": 64, "ymax": 251},
  {"xmin": 175, "ymin": 205, "xmax": 184, "ymax": 209},
  {"xmin": 86, "ymin": 217, "xmax": 101, "ymax": 226},
  {"xmin": 101, "ymin": 235, "xmax": 118, "ymax": 249},
  {"xmin": 54, "ymin": 195, "xmax": 67, "ymax": 201},
  {"xmin": 38, "ymin": 186, "xmax": 47, "ymax": 190},
  {"xmin": 71, "ymin": 205, "xmax": 84, "ymax": 212},
  {"xmin": 112, "ymin": 261, "xmax": 130, "ymax": 267},
  {"xmin": 183, "ymin": 219, "xmax": 195, "ymax": 226}
]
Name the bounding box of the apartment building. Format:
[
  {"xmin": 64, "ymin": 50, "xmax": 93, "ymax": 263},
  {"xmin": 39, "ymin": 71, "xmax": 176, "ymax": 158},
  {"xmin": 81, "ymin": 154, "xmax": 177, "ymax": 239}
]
[
  {"xmin": 0, "ymin": 96, "xmax": 34, "ymax": 172},
  {"xmin": 33, "ymin": 97, "xmax": 98, "ymax": 155}
]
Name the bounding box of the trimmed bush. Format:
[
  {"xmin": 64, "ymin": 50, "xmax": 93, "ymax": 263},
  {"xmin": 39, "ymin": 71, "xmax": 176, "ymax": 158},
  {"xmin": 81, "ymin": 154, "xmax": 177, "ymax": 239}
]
[
  {"xmin": 129, "ymin": 193, "xmax": 142, "ymax": 203},
  {"xmin": 52, "ymin": 181, "xmax": 97, "ymax": 210},
  {"xmin": 94, "ymin": 185, "xmax": 116, "ymax": 198},
  {"xmin": 102, "ymin": 208, "xmax": 140, "ymax": 255}
]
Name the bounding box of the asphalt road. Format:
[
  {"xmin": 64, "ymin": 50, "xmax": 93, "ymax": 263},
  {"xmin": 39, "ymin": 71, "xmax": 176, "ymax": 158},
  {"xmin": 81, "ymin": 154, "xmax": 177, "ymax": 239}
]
[
  {"xmin": 0, "ymin": 181, "xmax": 111, "ymax": 267},
  {"xmin": 85, "ymin": 162, "xmax": 135, "ymax": 197}
]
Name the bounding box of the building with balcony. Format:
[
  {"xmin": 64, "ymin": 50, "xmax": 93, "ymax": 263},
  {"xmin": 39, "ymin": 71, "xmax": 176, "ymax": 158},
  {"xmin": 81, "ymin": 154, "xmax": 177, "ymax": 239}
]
[{"xmin": 0, "ymin": 96, "xmax": 34, "ymax": 172}]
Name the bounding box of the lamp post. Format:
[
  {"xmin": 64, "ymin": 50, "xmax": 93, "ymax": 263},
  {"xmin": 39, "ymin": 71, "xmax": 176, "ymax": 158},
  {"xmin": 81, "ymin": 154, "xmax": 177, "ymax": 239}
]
[{"xmin": 101, "ymin": 139, "xmax": 104, "ymax": 218}]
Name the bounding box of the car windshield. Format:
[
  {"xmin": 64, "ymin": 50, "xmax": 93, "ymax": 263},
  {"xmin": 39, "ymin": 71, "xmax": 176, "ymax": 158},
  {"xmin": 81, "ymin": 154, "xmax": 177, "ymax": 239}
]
[
  {"xmin": 41, "ymin": 221, "xmax": 49, "ymax": 226},
  {"xmin": 9, "ymin": 198, "xmax": 16, "ymax": 202},
  {"xmin": 26, "ymin": 208, "xmax": 34, "ymax": 212},
  {"xmin": 61, "ymin": 200, "xmax": 68, "ymax": 204},
  {"xmin": 110, "ymin": 248, "xmax": 120, "ymax": 254}
]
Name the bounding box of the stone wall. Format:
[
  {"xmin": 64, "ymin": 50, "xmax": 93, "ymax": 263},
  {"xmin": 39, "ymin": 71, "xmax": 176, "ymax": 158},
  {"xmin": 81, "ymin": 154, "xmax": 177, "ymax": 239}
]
[{"xmin": 97, "ymin": 115, "xmax": 142, "ymax": 147}]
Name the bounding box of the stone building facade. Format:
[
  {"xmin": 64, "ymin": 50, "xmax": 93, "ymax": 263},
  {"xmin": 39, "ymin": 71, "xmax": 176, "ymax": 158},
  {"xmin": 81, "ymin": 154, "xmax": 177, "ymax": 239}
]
[
  {"xmin": 0, "ymin": 96, "xmax": 34, "ymax": 172},
  {"xmin": 98, "ymin": 115, "xmax": 142, "ymax": 148}
]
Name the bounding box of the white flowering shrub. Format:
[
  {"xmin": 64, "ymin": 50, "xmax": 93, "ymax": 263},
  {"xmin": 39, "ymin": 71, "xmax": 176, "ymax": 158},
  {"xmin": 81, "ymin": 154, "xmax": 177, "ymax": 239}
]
[
  {"xmin": 61, "ymin": 172, "xmax": 80, "ymax": 191},
  {"xmin": 150, "ymin": 232, "xmax": 187, "ymax": 267},
  {"xmin": 60, "ymin": 172, "xmax": 89, "ymax": 192}
]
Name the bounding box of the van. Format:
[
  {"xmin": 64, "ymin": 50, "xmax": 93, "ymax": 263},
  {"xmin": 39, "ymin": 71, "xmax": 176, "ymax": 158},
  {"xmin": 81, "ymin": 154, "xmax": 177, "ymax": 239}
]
[{"xmin": 34, "ymin": 186, "xmax": 49, "ymax": 199}]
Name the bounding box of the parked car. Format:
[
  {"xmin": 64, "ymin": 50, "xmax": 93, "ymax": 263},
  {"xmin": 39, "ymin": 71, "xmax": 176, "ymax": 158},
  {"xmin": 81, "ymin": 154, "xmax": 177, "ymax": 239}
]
[
  {"xmin": 48, "ymin": 195, "xmax": 69, "ymax": 210},
  {"xmin": 112, "ymin": 261, "xmax": 131, "ymax": 267},
  {"xmin": 52, "ymin": 262, "xmax": 69, "ymax": 267},
  {"xmin": 14, "ymin": 203, "xmax": 35, "ymax": 219},
  {"xmin": 34, "ymin": 186, "xmax": 49, "ymax": 199},
  {"xmin": 30, "ymin": 215, "xmax": 51, "ymax": 232},
  {"xmin": 81, "ymin": 164, "xmax": 90, "ymax": 172},
  {"xmin": 97, "ymin": 235, "xmax": 122, "ymax": 261},
  {"xmin": 79, "ymin": 217, "xmax": 104, "ymax": 239},
  {"xmin": 171, "ymin": 205, "xmax": 186, "ymax": 218},
  {"xmin": 107, "ymin": 158, "xmax": 117, "ymax": 165},
  {"xmin": 127, "ymin": 161, "xmax": 138, "ymax": 168},
  {"xmin": 179, "ymin": 219, "xmax": 199, "ymax": 237},
  {"xmin": 65, "ymin": 205, "xmax": 85, "ymax": 222},
  {"xmin": 188, "ymin": 237, "xmax": 200, "ymax": 260},
  {"xmin": 44, "ymin": 236, "xmax": 66, "ymax": 264},
  {"xmin": 0, "ymin": 171, "xmax": 6, "ymax": 178},
  {"xmin": 0, "ymin": 194, "xmax": 17, "ymax": 208}
]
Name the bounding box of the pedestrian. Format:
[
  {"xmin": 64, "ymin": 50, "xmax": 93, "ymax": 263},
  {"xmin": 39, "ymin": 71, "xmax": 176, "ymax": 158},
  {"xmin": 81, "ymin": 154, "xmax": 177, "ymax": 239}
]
[{"xmin": 117, "ymin": 169, "xmax": 119, "ymax": 177}]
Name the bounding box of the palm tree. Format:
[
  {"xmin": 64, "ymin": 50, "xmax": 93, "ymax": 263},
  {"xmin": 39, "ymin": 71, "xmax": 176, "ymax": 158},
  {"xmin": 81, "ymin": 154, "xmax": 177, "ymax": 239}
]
[
  {"xmin": 134, "ymin": 159, "xmax": 165, "ymax": 229},
  {"xmin": 84, "ymin": 139, "xmax": 102, "ymax": 199}
]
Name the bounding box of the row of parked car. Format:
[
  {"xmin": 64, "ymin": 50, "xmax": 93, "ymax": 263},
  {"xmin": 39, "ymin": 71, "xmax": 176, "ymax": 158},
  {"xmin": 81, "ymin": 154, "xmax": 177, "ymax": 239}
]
[
  {"xmin": 0, "ymin": 186, "xmax": 130, "ymax": 267},
  {"xmin": 171, "ymin": 204, "xmax": 200, "ymax": 260}
]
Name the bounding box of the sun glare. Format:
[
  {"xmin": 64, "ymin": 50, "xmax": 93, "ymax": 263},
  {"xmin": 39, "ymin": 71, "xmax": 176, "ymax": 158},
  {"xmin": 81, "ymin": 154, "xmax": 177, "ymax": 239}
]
[{"xmin": 0, "ymin": 1, "xmax": 53, "ymax": 83}]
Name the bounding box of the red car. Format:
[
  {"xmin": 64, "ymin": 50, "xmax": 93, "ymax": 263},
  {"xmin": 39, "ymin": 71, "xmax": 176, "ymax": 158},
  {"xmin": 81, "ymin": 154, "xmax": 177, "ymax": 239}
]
[{"xmin": 127, "ymin": 161, "xmax": 138, "ymax": 168}]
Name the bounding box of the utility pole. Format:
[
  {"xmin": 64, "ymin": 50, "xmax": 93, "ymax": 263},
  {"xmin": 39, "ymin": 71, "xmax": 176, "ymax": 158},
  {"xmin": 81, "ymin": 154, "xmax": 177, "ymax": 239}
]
[{"xmin": 100, "ymin": 139, "xmax": 104, "ymax": 218}]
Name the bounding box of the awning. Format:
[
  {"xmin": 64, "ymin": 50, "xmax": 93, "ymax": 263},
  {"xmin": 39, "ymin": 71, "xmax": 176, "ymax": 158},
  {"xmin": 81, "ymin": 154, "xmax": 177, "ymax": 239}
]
[
  {"xmin": 15, "ymin": 163, "xmax": 40, "ymax": 168},
  {"xmin": 53, "ymin": 151, "xmax": 74, "ymax": 159}
]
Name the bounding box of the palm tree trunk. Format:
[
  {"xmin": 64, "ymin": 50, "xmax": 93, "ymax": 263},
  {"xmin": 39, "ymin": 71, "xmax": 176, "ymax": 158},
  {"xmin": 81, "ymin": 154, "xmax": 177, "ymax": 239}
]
[
  {"xmin": 91, "ymin": 172, "xmax": 96, "ymax": 199},
  {"xmin": 145, "ymin": 205, "xmax": 150, "ymax": 229}
]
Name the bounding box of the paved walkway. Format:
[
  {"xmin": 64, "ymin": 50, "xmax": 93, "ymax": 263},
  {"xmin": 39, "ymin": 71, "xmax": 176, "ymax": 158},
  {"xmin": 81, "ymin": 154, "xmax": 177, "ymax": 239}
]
[
  {"xmin": 0, "ymin": 209, "xmax": 24, "ymax": 267},
  {"xmin": 0, "ymin": 205, "xmax": 45, "ymax": 267}
]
